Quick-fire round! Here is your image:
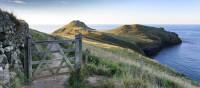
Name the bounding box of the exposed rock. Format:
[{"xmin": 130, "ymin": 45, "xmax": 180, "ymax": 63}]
[
  {"xmin": 4, "ymin": 46, "xmax": 14, "ymax": 52},
  {"xmin": 0, "ymin": 46, "xmax": 4, "ymax": 54},
  {"xmin": 0, "ymin": 9, "xmax": 29, "ymax": 87},
  {"xmin": 108, "ymin": 24, "xmax": 182, "ymax": 56},
  {"xmin": 0, "ymin": 54, "xmax": 7, "ymax": 65},
  {"xmin": 0, "ymin": 64, "xmax": 10, "ymax": 84}
]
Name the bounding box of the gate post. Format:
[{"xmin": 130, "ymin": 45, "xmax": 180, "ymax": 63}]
[
  {"xmin": 75, "ymin": 33, "xmax": 82, "ymax": 71},
  {"xmin": 24, "ymin": 35, "xmax": 32, "ymax": 83}
]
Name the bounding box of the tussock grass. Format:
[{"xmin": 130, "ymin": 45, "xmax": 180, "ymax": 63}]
[{"xmin": 69, "ymin": 43, "xmax": 200, "ymax": 88}]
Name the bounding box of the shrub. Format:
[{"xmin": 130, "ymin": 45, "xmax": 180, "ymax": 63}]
[
  {"xmin": 68, "ymin": 67, "xmax": 92, "ymax": 88},
  {"xmin": 84, "ymin": 54, "xmax": 122, "ymax": 76}
]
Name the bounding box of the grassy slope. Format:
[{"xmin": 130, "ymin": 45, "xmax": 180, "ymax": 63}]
[
  {"xmin": 85, "ymin": 31, "xmax": 144, "ymax": 54},
  {"xmin": 31, "ymin": 29, "xmax": 65, "ymax": 41},
  {"xmin": 69, "ymin": 39, "xmax": 200, "ymax": 88},
  {"xmin": 52, "ymin": 21, "xmax": 199, "ymax": 88},
  {"xmin": 53, "ymin": 25, "xmax": 144, "ymax": 54},
  {"xmin": 31, "ymin": 29, "xmax": 70, "ymax": 62},
  {"xmin": 32, "ymin": 29, "xmax": 200, "ymax": 88}
]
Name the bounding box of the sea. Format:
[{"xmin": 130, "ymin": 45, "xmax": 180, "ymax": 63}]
[{"xmin": 30, "ymin": 24, "xmax": 200, "ymax": 83}]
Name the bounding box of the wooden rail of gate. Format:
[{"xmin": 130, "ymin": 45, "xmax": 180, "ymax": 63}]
[{"xmin": 24, "ymin": 33, "xmax": 82, "ymax": 83}]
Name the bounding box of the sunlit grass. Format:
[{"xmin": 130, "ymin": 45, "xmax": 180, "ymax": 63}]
[
  {"xmin": 69, "ymin": 43, "xmax": 200, "ymax": 88},
  {"xmin": 51, "ymin": 23, "xmax": 197, "ymax": 88}
]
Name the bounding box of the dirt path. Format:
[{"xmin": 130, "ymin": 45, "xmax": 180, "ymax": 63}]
[{"xmin": 24, "ymin": 75, "xmax": 69, "ymax": 88}]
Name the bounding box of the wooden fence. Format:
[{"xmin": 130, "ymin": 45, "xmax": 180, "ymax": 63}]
[{"xmin": 24, "ymin": 33, "xmax": 82, "ymax": 83}]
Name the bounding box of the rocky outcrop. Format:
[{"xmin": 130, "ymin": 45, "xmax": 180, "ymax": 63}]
[
  {"xmin": 0, "ymin": 9, "xmax": 29, "ymax": 88},
  {"xmin": 108, "ymin": 24, "xmax": 182, "ymax": 56},
  {"xmin": 142, "ymin": 31, "xmax": 182, "ymax": 56}
]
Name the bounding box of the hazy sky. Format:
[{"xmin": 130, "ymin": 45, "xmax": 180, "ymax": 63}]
[{"xmin": 0, "ymin": 0, "xmax": 200, "ymax": 24}]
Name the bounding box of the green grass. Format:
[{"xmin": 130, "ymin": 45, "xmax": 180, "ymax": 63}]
[
  {"xmin": 68, "ymin": 43, "xmax": 200, "ymax": 88},
  {"xmin": 85, "ymin": 32, "xmax": 144, "ymax": 54},
  {"xmin": 28, "ymin": 21, "xmax": 199, "ymax": 88}
]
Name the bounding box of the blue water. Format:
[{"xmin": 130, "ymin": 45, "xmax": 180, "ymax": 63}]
[
  {"xmin": 31, "ymin": 24, "xmax": 200, "ymax": 83},
  {"xmin": 151, "ymin": 25, "xmax": 200, "ymax": 83}
]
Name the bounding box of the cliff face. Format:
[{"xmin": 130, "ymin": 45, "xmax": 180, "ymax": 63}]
[
  {"xmin": 0, "ymin": 9, "xmax": 29, "ymax": 87},
  {"xmin": 142, "ymin": 31, "xmax": 182, "ymax": 56},
  {"xmin": 108, "ymin": 24, "xmax": 182, "ymax": 56}
]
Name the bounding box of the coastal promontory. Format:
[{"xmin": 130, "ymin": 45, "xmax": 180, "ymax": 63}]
[{"xmin": 53, "ymin": 20, "xmax": 182, "ymax": 56}]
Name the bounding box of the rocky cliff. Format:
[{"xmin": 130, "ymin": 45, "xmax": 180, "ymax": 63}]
[
  {"xmin": 0, "ymin": 9, "xmax": 29, "ymax": 88},
  {"xmin": 108, "ymin": 24, "xmax": 182, "ymax": 56}
]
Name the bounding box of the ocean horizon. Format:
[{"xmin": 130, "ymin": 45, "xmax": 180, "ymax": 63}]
[{"xmin": 30, "ymin": 24, "xmax": 200, "ymax": 33}]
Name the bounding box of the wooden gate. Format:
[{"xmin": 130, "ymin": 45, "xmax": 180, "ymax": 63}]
[{"xmin": 24, "ymin": 34, "xmax": 82, "ymax": 82}]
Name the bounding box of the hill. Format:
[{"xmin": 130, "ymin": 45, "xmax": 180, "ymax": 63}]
[
  {"xmin": 53, "ymin": 20, "xmax": 94, "ymax": 35},
  {"xmin": 53, "ymin": 20, "xmax": 144, "ymax": 54},
  {"xmin": 53, "ymin": 21, "xmax": 182, "ymax": 56},
  {"xmin": 52, "ymin": 20, "xmax": 199, "ymax": 88},
  {"xmin": 107, "ymin": 24, "xmax": 182, "ymax": 55}
]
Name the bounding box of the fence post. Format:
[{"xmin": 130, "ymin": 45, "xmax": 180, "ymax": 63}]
[
  {"xmin": 75, "ymin": 33, "xmax": 82, "ymax": 71},
  {"xmin": 85, "ymin": 49, "xmax": 90, "ymax": 64},
  {"xmin": 24, "ymin": 35, "xmax": 32, "ymax": 83},
  {"xmin": 28, "ymin": 36, "xmax": 32, "ymax": 83}
]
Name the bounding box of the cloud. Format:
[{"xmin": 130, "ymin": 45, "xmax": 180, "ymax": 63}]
[{"xmin": 10, "ymin": 0, "xmax": 26, "ymax": 4}]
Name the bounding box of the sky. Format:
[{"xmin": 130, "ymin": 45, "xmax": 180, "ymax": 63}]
[{"xmin": 0, "ymin": 0, "xmax": 200, "ymax": 25}]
